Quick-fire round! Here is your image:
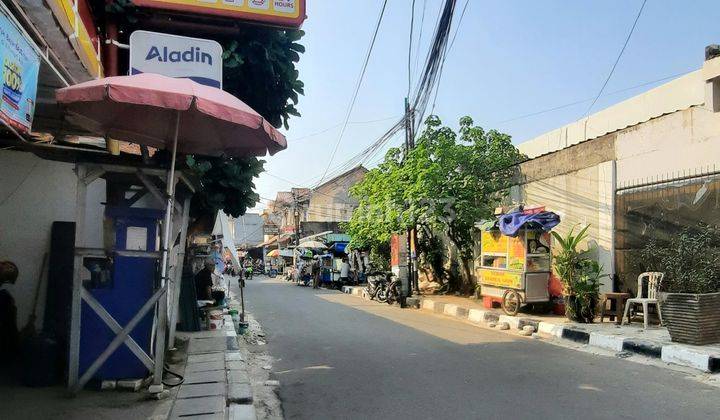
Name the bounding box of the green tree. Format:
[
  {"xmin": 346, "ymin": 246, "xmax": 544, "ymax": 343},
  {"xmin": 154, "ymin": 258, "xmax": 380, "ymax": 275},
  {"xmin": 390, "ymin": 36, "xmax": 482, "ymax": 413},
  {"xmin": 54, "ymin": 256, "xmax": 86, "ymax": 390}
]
[
  {"xmin": 347, "ymin": 116, "xmax": 523, "ymax": 292},
  {"xmin": 189, "ymin": 27, "xmax": 305, "ymax": 218}
]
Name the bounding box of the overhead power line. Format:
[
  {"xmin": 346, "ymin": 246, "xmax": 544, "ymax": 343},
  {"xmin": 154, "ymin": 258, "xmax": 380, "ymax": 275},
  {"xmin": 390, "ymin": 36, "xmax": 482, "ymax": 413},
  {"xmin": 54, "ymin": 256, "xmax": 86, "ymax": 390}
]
[
  {"xmin": 496, "ymin": 70, "xmax": 691, "ymax": 125},
  {"xmin": 431, "ymin": 0, "xmax": 470, "ymax": 114},
  {"xmin": 410, "ymin": 0, "xmax": 458, "ymax": 136},
  {"xmin": 316, "ymin": 0, "xmax": 389, "ymax": 187},
  {"xmin": 413, "ymin": 0, "xmax": 428, "ymax": 79},
  {"xmin": 408, "ymin": 0, "xmax": 416, "ymax": 98},
  {"xmin": 585, "ymin": 0, "xmax": 648, "ymax": 116},
  {"xmin": 290, "ymin": 115, "xmax": 401, "ymax": 143}
]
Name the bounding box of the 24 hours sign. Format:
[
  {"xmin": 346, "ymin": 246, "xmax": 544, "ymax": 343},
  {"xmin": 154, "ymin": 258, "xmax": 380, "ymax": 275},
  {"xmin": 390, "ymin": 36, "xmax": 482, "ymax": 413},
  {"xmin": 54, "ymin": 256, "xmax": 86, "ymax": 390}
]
[
  {"xmin": 0, "ymin": 11, "xmax": 39, "ymax": 133},
  {"xmin": 132, "ymin": 0, "xmax": 306, "ymax": 28}
]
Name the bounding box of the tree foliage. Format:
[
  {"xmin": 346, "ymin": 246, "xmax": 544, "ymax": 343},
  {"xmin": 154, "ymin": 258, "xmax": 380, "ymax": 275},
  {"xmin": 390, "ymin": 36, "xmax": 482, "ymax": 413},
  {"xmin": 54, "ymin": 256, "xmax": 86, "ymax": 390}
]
[
  {"xmin": 188, "ymin": 27, "xmax": 305, "ymax": 218},
  {"xmin": 346, "ymin": 116, "xmax": 524, "ymax": 292},
  {"xmin": 221, "ymin": 28, "xmax": 305, "ymax": 130}
]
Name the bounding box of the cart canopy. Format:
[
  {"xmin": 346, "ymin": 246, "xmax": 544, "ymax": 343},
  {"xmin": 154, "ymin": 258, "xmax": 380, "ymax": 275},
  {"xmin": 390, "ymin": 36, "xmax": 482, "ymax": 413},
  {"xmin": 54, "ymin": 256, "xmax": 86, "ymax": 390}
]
[{"xmin": 477, "ymin": 210, "xmax": 560, "ymax": 237}]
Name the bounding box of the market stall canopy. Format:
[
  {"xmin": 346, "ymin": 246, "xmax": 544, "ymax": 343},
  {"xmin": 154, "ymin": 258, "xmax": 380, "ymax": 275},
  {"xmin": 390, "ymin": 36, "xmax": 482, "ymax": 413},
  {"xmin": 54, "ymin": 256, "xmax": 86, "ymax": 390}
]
[
  {"xmin": 329, "ymin": 242, "xmax": 349, "ymax": 253},
  {"xmin": 266, "ymin": 249, "xmax": 280, "ymax": 258},
  {"xmin": 56, "ymin": 73, "xmax": 286, "ymax": 157},
  {"xmin": 257, "ymin": 233, "xmax": 292, "ymax": 248},
  {"xmin": 298, "ymin": 231, "xmax": 333, "ymax": 242},
  {"xmin": 298, "ymin": 240, "xmax": 327, "ymax": 249}
]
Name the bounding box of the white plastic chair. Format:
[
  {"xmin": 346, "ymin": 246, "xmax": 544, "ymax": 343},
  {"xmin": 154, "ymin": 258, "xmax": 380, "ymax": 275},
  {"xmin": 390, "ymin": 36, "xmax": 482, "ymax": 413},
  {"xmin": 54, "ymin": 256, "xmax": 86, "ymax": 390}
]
[{"xmin": 622, "ymin": 272, "xmax": 664, "ymax": 329}]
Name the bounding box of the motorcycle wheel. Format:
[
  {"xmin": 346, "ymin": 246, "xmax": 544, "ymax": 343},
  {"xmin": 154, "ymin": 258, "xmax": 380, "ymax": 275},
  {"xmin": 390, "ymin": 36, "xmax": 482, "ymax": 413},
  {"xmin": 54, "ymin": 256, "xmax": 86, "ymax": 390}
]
[{"xmin": 376, "ymin": 288, "xmax": 388, "ymax": 303}]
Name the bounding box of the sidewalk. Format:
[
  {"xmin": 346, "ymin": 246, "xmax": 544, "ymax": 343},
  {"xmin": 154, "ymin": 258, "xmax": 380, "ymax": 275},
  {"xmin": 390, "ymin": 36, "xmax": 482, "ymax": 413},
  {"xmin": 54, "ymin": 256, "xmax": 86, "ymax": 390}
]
[
  {"xmin": 167, "ymin": 315, "xmax": 256, "ymax": 420},
  {"xmin": 342, "ymin": 286, "xmax": 720, "ymax": 374}
]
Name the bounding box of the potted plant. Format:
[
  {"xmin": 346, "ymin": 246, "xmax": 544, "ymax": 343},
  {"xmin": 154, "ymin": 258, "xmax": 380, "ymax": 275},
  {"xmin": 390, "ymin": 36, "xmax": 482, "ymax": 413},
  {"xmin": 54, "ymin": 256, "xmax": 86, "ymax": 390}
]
[
  {"xmin": 638, "ymin": 228, "xmax": 720, "ymax": 345},
  {"xmin": 552, "ymin": 225, "xmax": 602, "ymax": 323}
]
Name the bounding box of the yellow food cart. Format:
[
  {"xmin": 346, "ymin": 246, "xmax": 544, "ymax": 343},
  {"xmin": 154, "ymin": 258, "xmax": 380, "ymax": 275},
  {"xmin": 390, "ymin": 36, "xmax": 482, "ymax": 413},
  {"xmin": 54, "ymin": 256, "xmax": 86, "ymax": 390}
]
[{"xmin": 476, "ymin": 225, "xmax": 553, "ymax": 315}]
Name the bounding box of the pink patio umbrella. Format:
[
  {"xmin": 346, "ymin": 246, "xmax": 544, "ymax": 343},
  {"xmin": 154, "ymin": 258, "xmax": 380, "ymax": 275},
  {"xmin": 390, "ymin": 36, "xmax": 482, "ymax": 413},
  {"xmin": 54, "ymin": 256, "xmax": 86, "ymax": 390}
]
[
  {"xmin": 56, "ymin": 73, "xmax": 286, "ymax": 157},
  {"xmin": 56, "ymin": 73, "xmax": 286, "ymax": 389}
]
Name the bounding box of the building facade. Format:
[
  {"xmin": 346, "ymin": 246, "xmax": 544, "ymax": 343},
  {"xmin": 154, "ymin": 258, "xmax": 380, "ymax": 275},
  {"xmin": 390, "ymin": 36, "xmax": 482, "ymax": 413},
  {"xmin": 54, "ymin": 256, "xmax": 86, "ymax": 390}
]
[
  {"xmin": 263, "ymin": 166, "xmax": 367, "ymax": 239},
  {"xmin": 510, "ymin": 47, "xmax": 720, "ymax": 295}
]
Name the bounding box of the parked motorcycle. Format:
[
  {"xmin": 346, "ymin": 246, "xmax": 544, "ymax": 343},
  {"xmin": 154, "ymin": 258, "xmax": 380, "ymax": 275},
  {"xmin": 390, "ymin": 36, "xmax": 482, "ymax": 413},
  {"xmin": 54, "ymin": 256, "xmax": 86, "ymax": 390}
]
[
  {"xmin": 383, "ymin": 274, "xmax": 403, "ymax": 305},
  {"xmin": 365, "ymin": 273, "xmax": 388, "ymax": 302}
]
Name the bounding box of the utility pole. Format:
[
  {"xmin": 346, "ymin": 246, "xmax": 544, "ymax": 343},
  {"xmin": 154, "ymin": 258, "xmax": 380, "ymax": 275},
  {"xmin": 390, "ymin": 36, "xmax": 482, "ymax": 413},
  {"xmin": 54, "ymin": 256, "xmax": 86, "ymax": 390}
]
[
  {"xmin": 404, "ymin": 98, "xmax": 419, "ymax": 297},
  {"xmin": 292, "ymin": 192, "xmax": 301, "ymax": 246}
]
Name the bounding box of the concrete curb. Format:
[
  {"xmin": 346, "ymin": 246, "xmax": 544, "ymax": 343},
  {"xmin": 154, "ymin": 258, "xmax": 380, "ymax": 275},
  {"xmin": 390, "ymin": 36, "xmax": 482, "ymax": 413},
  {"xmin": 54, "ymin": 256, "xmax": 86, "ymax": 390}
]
[
  {"xmin": 418, "ymin": 297, "xmax": 720, "ymax": 374},
  {"xmin": 341, "ymin": 289, "xmax": 720, "ymax": 374}
]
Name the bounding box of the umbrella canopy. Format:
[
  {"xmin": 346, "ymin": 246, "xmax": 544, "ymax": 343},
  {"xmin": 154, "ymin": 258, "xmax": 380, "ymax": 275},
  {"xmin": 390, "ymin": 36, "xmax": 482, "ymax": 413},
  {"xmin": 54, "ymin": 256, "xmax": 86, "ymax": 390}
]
[
  {"xmin": 266, "ymin": 249, "xmax": 280, "ymax": 258},
  {"xmin": 299, "ymin": 240, "xmax": 327, "ymax": 249},
  {"xmin": 56, "ymin": 73, "xmax": 286, "ymax": 157}
]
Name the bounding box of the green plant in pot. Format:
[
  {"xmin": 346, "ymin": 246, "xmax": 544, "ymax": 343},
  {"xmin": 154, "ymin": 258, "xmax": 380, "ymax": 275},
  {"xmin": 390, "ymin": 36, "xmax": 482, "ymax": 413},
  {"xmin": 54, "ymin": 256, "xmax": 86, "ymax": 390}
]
[
  {"xmin": 552, "ymin": 225, "xmax": 602, "ymax": 323},
  {"xmin": 638, "ymin": 227, "xmax": 720, "ymax": 345}
]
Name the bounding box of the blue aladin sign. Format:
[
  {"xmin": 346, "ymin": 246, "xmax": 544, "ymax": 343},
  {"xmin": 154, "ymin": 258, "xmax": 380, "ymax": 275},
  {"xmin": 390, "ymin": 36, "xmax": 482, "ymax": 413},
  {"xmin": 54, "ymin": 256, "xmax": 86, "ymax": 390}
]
[{"xmin": 0, "ymin": 10, "xmax": 40, "ymax": 133}]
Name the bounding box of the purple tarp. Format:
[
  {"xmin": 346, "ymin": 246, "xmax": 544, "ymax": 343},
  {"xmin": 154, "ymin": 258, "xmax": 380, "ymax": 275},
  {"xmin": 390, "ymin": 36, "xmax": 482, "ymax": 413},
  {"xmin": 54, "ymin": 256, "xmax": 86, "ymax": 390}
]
[{"xmin": 498, "ymin": 211, "xmax": 561, "ymax": 237}]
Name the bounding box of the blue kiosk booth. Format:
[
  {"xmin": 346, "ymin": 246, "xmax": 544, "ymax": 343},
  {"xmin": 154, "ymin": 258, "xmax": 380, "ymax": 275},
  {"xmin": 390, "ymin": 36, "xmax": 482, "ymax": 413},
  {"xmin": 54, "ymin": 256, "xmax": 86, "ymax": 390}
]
[{"xmin": 78, "ymin": 207, "xmax": 163, "ymax": 381}]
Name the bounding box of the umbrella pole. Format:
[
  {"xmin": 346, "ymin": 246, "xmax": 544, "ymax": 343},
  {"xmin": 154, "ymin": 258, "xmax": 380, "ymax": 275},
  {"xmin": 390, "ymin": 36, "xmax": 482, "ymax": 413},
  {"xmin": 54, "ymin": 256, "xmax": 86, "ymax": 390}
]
[{"xmin": 153, "ymin": 111, "xmax": 181, "ymax": 389}]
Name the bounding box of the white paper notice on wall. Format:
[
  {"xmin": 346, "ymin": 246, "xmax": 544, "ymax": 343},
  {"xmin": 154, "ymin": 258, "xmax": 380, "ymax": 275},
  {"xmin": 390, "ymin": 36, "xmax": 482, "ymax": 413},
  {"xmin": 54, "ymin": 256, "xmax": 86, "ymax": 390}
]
[{"xmin": 126, "ymin": 226, "xmax": 148, "ymax": 251}]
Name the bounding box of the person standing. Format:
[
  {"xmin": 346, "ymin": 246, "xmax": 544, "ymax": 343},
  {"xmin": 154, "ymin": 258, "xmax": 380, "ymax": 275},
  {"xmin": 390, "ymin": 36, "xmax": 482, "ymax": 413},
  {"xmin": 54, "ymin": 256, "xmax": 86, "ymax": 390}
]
[
  {"xmin": 312, "ymin": 257, "xmax": 321, "ymax": 289},
  {"xmin": 194, "ymin": 260, "xmax": 214, "ymax": 301},
  {"xmin": 339, "ymin": 257, "xmax": 351, "ymax": 285}
]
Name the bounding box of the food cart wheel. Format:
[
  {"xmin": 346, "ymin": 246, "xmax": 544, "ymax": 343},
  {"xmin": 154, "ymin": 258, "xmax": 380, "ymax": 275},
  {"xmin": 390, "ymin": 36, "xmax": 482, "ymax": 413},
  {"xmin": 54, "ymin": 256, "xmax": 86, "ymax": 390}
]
[{"xmin": 502, "ymin": 290, "xmax": 521, "ymax": 316}]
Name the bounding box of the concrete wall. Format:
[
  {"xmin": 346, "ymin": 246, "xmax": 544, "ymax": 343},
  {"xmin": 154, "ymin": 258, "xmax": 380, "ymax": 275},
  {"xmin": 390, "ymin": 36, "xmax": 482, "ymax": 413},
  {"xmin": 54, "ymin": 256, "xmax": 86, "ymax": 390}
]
[
  {"xmin": 0, "ymin": 151, "xmax": 105, "ymax": 331},
  {"xmin": 511, "ymin": 160, "xmax": 615, "ymax": 294},
  {"xmin": 512, "ymin": 103, "xmax": 720, "ymax": 294},
  {"xmin": 614, "ymin": 107, "xmax": 720, "ymax": 185},
  {"xmin": 518, "ymin": 69, "xmax": 707, "ymax": 159}
]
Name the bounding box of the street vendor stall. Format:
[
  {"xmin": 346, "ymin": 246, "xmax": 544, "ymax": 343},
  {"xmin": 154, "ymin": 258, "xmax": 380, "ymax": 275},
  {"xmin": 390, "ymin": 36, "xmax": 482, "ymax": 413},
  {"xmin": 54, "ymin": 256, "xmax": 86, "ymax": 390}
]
[
  {"xmin": 55, "ymin": 73, "xmax": 286, "ymax": 394},
  {"xmin": 476, "ymin": 209, "xmax": 560, "ymax": 316}
]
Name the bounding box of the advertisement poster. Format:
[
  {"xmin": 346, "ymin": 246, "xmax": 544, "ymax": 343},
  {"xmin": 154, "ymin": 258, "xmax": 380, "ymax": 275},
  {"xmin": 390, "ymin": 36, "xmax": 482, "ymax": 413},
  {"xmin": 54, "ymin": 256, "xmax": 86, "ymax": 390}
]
[
  {"xmin": 0, "ymin": 11, "xmax": 40, "ymax": 133},
  {"xmin": 481, "ymin": 230, "xmax": 508, "ymax": 254},
  {"xmin": 507, "ymin": 234, "xmax": 526, "ymax": 270}
]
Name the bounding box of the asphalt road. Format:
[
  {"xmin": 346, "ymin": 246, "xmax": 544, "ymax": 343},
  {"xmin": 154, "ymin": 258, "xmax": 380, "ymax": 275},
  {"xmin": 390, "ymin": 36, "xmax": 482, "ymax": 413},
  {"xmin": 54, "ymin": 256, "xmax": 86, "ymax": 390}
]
[{"xmin": 237, "ymin": 276, "xmax": 719, "ymax": 420}]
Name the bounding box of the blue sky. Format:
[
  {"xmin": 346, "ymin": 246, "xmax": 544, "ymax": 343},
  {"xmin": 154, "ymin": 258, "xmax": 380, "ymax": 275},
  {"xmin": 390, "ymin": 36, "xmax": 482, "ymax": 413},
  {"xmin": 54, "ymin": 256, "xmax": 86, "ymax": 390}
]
[{"xmin": 252, "ymin": 0, "xmax": 719, "ymax": 211}]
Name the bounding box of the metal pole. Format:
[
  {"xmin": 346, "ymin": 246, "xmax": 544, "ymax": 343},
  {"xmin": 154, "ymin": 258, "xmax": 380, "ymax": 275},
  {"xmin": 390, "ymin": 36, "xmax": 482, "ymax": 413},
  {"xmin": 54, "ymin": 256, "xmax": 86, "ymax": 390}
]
[
  {"xmin": 153, "ymin": 111, "xmax": 181, "ymax": 388},
  {"xmin": 239, "ymin": 280, "xmax": 246, "ymax": 322},
  {"xmin": 167, "ymin": 196, "xmax": 191, "ymax": 350},
  {"xmin": 68, "ymin": 165, "xmax": 87, "ymax": 391},
  {"xmin": 408, "ymin": 100, "xmax": 419, "ymax": 296},
  {"xmin": 404, "ymin": 97, "xmax": 419, "ymax": 297}
]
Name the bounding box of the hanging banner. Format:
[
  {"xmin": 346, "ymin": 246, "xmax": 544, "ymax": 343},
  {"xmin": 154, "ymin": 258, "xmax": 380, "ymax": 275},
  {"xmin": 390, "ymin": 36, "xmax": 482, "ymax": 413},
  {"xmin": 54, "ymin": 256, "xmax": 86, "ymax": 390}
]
[
  {"xmin": 131, "ymin": 0, "xmax": 306, "ymax": 28},
  {"xmin": 129, "ymin": 31, "xmax": 223, "ymax": 88},
  {"xmin": 0, "ymin": 11, "xmax": 40, "ymax": 133}
]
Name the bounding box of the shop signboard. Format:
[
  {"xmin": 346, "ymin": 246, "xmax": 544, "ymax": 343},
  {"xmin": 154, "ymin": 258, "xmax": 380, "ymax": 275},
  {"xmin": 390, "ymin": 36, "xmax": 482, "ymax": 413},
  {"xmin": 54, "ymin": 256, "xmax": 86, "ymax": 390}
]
[
  {"xmin": 263, "ymin": 224, "xmax": 279, "ymax": 235},
  {"xmin": 0, "ymin": 11, "xmax": 39, "ymax": 133},
  {"xmin": 131, "ymin": 0, "xmax": 306, "ymax": 28},
  {"xmin": 129, "ymin": 31, "xmax": 223, "ymax": 88},
  {"xmin": 480, "ymin": 268, "xmax": 522, "ymax": 289}
]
